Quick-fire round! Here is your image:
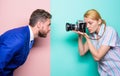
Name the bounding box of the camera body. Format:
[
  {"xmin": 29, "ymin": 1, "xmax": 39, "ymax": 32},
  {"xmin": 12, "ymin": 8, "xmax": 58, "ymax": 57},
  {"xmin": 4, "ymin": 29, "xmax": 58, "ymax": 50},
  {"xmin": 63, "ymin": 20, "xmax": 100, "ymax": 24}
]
[{"xmin": 66, "ymin": 20, "xmax": 86, "ymax": 33}]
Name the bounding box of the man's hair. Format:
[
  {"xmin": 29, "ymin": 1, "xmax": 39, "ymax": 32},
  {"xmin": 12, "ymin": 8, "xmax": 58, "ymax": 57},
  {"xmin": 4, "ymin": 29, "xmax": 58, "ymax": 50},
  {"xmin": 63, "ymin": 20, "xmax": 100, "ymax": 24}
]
[{"xmin": 29, "ymin": 9, "xmax": 52, "ymax": 27}]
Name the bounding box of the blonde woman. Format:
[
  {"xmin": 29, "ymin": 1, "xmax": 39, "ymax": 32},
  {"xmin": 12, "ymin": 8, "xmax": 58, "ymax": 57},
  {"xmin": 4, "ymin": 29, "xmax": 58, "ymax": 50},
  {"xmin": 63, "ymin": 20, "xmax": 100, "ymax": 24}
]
[{"xmin": 75, "ymin": 9, "xmax": 120, "ymax": 76}]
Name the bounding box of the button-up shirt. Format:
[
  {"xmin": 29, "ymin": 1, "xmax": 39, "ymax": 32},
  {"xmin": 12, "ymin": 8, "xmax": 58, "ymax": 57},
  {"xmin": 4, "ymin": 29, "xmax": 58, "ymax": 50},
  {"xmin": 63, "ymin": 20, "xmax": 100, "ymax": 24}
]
[{"xmin": 90, "ymin": 24, "xmax": 120, "ymax": 76}]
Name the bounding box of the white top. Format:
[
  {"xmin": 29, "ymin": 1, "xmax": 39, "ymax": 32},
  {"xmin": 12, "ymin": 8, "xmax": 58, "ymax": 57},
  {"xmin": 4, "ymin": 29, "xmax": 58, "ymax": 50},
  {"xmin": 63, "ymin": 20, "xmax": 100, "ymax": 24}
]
[
  {"xmin": 90, "ymin": 24, "xmax": 120, "ymax": 76},
  {"xmin": 28, "ymin": 25, "xmax": 34, "ymax": 42}
]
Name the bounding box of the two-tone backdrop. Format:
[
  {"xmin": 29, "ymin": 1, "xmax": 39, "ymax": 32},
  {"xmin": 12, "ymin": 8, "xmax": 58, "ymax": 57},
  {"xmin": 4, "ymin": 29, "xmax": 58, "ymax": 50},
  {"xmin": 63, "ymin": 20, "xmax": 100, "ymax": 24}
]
[{"xmin": 0, "ymin": 0, "xmax": 120, "ymax": 76}]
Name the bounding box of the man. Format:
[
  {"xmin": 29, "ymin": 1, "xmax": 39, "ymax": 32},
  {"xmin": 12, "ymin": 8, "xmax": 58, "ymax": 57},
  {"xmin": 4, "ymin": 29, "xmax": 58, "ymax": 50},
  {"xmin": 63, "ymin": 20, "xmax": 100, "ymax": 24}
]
[{"xmin": 0, "ymin": 9, "xmax": 52, "ymax": 76}]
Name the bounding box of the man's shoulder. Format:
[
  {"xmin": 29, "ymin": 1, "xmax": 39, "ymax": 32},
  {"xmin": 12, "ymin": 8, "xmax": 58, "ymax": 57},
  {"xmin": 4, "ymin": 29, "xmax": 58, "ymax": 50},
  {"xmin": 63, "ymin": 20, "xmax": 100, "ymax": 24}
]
[
  {"xmin": 4, "ymin": 25, "xmax": 28, "ymax": 34},
  {"xmin": 1, "ymin": 25, "xmax": 29, "ymax": 39},
  {"xmin": 11, "ymin": 25, "xmax": 29, "ymax": 32}
]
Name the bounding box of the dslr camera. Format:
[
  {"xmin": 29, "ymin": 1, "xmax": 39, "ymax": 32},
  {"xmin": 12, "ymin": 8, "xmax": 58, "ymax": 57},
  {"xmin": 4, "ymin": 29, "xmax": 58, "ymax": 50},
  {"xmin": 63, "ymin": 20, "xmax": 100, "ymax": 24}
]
[{"xmin": 66, "ymin": 20, "xmax": 86, "ymax": 33}]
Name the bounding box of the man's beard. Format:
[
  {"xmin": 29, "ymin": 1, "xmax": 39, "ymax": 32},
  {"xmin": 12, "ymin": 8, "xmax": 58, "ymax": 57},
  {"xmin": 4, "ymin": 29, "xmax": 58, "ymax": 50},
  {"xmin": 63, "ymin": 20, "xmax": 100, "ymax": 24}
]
[{"xmin": 38, "ymin": 31, "xmax": 47, "ymax": 38}]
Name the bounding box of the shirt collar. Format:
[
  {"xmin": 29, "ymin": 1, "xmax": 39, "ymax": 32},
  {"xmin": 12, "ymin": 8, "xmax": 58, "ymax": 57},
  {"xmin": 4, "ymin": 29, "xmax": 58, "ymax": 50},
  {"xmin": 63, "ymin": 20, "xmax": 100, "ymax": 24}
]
[
  {"xmin": 28, "ymin": 25, "xmax": 34, "ymax": 41},
  {"xmin": 98, "ymin": 24, "xmax": 105, "ymax": 37},
  {"xmin": 90, "ymin": 24, "xmax": 105, "ymax": 39}
]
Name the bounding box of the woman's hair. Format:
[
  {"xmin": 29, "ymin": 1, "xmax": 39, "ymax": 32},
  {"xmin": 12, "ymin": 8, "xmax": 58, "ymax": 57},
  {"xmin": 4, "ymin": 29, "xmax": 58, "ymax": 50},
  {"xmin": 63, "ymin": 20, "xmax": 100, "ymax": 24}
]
[{"xmin": 84, "ymin": 9, "xmax": 106, "ymax": 25}]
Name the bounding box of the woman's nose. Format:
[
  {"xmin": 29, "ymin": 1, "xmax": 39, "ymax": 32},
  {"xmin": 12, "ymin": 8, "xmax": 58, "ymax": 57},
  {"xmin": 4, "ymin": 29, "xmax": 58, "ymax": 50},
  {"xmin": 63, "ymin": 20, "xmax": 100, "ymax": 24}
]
[{"xmin": 87, "ymin": 24, "xmax": 90, "ymax": 28}]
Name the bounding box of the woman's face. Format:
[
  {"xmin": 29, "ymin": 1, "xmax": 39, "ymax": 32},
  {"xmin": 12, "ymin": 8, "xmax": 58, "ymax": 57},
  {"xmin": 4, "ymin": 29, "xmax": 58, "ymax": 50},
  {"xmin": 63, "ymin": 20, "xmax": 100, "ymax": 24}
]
[{"xmin": 84, "ymin": 17, "xmax": 101, "ymax": 34}]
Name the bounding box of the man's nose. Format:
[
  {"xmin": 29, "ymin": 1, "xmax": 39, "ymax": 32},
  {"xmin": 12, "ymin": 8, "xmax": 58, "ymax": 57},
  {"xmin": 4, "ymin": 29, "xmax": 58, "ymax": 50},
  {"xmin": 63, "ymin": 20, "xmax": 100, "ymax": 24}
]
[{"xmin": 48, "ymin": 27, "xmax": 51, "ymax": 31}]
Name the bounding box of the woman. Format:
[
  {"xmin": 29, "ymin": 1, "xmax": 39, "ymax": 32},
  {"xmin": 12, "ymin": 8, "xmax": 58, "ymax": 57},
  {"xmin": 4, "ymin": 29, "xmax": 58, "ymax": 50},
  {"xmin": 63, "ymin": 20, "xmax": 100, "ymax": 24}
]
[{"xmin": 75, "ymin": 9, "xmax": 120, "ymax": 76}]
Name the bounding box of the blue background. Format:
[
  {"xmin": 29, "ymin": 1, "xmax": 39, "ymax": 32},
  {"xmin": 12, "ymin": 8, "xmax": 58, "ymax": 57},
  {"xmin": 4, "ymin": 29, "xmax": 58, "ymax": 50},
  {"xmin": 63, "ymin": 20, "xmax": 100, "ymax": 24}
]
[{"xmin": 51, "ymin": 0, "xmax": 120, "ymax": 76}]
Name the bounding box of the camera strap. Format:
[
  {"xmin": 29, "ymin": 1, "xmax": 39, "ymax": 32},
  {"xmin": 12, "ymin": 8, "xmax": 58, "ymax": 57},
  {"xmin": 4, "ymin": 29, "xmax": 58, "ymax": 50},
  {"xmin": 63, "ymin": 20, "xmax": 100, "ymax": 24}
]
[{"xmin": 88, "ymin": 24, "xmax": 106, "ymax": 40}]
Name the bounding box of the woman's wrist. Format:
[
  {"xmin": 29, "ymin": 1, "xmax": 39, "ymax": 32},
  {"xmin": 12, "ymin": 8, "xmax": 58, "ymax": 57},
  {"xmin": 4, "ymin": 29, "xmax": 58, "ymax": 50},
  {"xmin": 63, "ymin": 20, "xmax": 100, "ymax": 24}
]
[{"xmin": 78, "ymin": 35, "xmax": 83, "ymax": 39}]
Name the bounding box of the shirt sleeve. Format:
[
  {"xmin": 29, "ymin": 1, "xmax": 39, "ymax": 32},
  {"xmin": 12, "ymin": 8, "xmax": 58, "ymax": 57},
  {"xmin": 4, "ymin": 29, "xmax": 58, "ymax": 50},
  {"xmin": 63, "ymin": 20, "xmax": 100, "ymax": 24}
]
[{"xmin": 102, "ymin": 27, "xmax": 118, "ymax": 47}]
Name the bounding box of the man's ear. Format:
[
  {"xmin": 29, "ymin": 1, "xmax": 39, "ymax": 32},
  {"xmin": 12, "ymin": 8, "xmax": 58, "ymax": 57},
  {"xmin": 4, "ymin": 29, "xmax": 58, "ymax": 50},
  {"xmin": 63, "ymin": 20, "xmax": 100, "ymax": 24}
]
[{"xmin": 37, "ymin": 21, "xmax": 42, "ymax": 28}]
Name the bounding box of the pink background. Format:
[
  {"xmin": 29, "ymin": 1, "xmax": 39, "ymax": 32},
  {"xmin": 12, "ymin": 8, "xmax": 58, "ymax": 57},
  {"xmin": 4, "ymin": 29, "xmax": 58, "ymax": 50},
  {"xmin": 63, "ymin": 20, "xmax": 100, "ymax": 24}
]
[{"xmin": 0, "ymin": 0, "xmax": 50, "ymax": 76}]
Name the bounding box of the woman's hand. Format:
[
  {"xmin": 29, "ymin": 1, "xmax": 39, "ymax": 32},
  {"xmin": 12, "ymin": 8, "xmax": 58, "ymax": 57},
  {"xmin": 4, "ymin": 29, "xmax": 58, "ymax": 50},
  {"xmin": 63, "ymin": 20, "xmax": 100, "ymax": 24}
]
[
  {"xmin": 82, "ymin": 33, "xmax": 89, "ymax": 39},
  {"xmin": 73, "ymin": 30, "xmax": 84, "ymax": 35},
  {"xmin": 73, "ymin": 30, "xmax": 89, "ymax": 56},
  {"xmin": 73, "ymin": 30, "xmax": 89, "ymax": 39}
]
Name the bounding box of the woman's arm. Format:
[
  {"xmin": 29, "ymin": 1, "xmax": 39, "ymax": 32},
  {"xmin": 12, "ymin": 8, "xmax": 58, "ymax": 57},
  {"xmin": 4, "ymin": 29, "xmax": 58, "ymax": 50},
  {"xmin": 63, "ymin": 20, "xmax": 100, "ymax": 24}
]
[
  {"xmin": 84, "ymin": 33, "xmax": 110, "ymax": 61},
  {"xmin": 78, "ymin": 35, "xmax": 89, "ymax": 56}
]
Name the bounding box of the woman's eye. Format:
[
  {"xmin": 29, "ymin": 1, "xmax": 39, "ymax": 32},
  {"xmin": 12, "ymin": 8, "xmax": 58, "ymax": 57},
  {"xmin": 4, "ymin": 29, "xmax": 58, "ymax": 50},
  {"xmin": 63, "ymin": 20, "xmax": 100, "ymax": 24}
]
[{"xmin": 88, "ymin": 22, "xmax": 92, "ymax": 25}]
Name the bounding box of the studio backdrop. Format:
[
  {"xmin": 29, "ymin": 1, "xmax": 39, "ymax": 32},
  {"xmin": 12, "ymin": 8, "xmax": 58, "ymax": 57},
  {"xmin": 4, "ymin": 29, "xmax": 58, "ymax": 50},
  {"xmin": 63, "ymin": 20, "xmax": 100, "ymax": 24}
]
[
  {"xmin": 51, "ymin": 0, "xmax": 120, "ymax": 76},
  {"xmin": 0, "ymin": 0, "xmax": 120, "ymax": 76}
]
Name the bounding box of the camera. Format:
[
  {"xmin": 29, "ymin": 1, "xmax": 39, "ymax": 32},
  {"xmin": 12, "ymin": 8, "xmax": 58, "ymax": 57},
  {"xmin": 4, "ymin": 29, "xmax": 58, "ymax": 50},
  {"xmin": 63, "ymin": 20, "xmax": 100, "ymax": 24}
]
[{"xmin": 66, "ymin": 20, "xmax": 86, "ymax": 33}]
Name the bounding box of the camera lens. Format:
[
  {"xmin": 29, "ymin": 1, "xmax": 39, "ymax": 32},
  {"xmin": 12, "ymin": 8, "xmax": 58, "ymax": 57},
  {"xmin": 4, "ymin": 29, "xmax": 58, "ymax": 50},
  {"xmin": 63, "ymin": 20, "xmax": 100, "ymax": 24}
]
[
  {"xmin": 66, "ymin": 20, "xmax": 86, "ymax": 32},
  {"xmin": 66, "ymin": 23, "xmax": 76, "ymax": 31},
  {"xmin": 66, "ymin": 23, "xmax": 70, "ymax": 31}
]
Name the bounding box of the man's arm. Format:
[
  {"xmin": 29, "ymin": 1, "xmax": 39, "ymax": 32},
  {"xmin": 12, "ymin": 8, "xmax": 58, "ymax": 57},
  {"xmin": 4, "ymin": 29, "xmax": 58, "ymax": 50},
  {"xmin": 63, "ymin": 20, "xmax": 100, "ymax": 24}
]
[{"xmin": 0, "ymin": 33, "xmax": 23, "ymax": 72}]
